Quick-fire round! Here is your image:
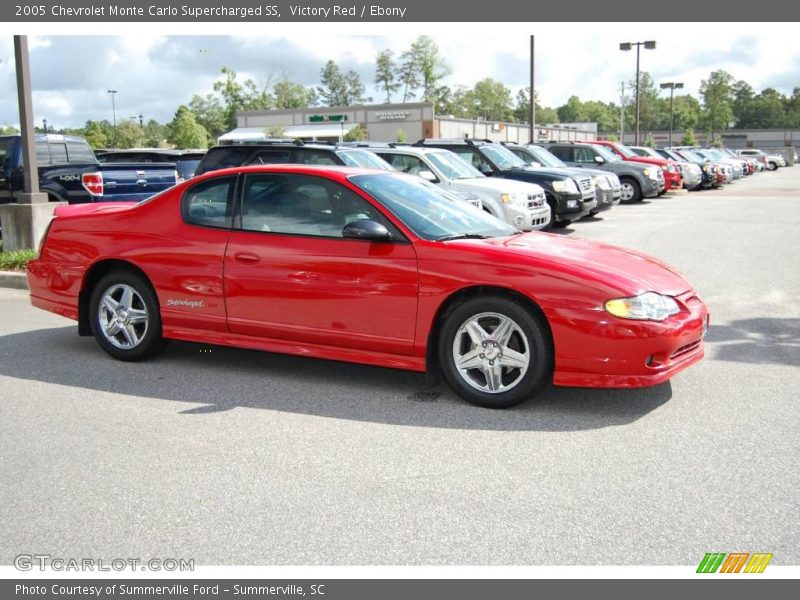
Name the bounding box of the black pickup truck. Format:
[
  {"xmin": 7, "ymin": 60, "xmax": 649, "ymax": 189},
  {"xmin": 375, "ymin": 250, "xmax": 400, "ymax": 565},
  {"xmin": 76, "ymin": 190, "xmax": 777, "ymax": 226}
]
[{"xmin": 0, "ymin": 134, "xmax": 178, "ymax": 204}]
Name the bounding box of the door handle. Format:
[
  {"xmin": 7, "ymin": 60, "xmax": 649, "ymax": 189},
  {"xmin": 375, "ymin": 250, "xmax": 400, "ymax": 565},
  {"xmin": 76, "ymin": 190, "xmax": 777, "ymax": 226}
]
[{"xmin": 233, "ymin": 252, "xmax": 260, "ymax": 263}]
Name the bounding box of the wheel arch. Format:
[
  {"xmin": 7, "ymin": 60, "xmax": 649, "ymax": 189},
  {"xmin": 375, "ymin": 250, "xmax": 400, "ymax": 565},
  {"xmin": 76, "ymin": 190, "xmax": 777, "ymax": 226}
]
[
  {"xmin": 78, "ymin": 259, "xmax": 157, "ymax": 336},
  {"xmin": 425, "ymin": 285, "xmax": 554, "ymax": 376}
]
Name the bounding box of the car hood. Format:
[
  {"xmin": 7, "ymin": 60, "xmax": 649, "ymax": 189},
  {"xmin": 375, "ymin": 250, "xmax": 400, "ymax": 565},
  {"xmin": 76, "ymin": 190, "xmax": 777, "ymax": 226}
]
[
  {"xmin": 468, "ymin": 232, "xmax": 692, "ymax": 297},
  {"xmin": 623, "ymin": 156, "xmax": 669, "ymax": 167},
  {"xmin": 450, "ymin": 177, "xmax": 544, "ymax": 196}
]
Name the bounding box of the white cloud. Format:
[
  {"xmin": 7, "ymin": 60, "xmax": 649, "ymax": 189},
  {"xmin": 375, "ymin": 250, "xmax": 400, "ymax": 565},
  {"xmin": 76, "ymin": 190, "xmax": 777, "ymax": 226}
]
[{"xmin": 0, "ymin": 25, "xmax": 797, "ymax": 130}]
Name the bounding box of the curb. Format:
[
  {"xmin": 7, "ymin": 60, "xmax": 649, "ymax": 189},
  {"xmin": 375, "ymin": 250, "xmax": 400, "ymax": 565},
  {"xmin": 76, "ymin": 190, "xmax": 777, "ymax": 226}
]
[{"xmin": 0, "ymin": 271, "xmax": 28, "ymax": 290}]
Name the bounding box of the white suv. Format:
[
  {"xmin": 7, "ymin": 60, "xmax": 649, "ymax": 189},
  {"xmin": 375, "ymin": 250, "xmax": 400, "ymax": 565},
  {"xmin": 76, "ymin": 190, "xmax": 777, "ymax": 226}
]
[{"xmin": 354, "ymin": 144, "xmax": 551, "ymax": 231}]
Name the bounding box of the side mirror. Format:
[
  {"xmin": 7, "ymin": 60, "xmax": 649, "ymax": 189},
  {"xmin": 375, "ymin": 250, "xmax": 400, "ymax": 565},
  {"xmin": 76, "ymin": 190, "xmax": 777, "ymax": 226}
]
[
  {"xmin": 418, "ymin": 170, "xmax": 437, "ymax": 182},
  {"xmin": 342, "ymin": 219, "xmax": 392, "ymax": 242},
  {"xmin": 594, "ymin": 155, "xmax": 605, "ymax": 164},
  {"xmin": 529, "ymin": 161, "xmax": 542, "ymax": 168}
]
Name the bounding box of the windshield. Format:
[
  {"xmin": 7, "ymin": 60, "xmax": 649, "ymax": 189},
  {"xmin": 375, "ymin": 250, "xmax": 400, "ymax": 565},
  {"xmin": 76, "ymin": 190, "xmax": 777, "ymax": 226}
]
[
  {"xmin": 590, "ymin": 144, "xmax": 620, "ymax": 162},
  {"xmin": 427, "ymin": 151, "xmax": 484, "ymax": 180},
  {"xmin": 610, "ymin": 143, "xmax": 637, "ymax": 158},
  {"xmin": 527, "ymin": 145, "xmax": 567, "ymax": 168},
  {"xmin": 350, "ymin": 173, "xmax": 515, "ymax": 241},
  {"xmin": 337, "ymin": 149, "xmax": 394, "ymax": 170},
  {"xmin": 480, "ymin": 145, "xmax": 527, "ymax": 170}
]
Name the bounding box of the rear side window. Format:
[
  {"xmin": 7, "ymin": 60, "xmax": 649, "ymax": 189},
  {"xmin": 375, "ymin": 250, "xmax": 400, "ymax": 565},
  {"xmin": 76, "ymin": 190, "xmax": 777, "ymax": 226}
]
[
  {"xmin": 181, "ymin": 176, "xmax": 236, "ymax": 229},
  {"xmin": 295, "ymin": 149, "xmax": 338, "ymax": 165},
  {"xmin": 35, "ymin": 141, "xmax": 52, "ymax": 166},
  {"xmin": 49, "ymin": 143, "xmax": 69, "ymax": 164},
  {"xmin": 66, "ymin": 141, "xmax": 96, "ymax": 163},
  {"xmin": 198, "ymin": 147, "xmax": 251, "ymax": 174},
  {"xmin": 548, "ymin": 146, "xmax": 571, "ymax": 161},
  {"xmin": 247, "ymin": 149, "xmax": 291, "ymax": 165},
  {"xmin": 378, "ymin": 153, "xmax": 427, "ymax": 175}
]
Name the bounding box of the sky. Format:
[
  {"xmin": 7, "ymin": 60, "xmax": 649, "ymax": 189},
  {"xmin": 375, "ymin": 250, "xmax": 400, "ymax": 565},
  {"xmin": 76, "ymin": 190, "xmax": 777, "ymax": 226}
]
[{"xmin": 1, "ymin": 23, "xmax": 798, "ymax": 130}]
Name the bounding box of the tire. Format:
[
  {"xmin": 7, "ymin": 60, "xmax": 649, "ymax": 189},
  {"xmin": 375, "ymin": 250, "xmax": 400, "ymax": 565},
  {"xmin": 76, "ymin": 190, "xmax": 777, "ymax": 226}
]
[
  {"xmin": 619, "ymin": 177, "xmax": 642, "ymax": 202},
  {"xmin": 768, "ymin": 161, "xmax": 778, "ymax": 171},
  {"xmin": 89, "ymin": 271, "xmax": 165, "ymax": 361},
  {"xmin": 437, "ymin": 296, "xmax": 553, "ymax": 408}
]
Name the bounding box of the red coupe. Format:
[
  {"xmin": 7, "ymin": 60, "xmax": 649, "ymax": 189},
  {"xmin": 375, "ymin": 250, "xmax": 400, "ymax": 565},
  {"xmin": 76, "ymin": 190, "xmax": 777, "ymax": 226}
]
[{"xmin": 27, "ymin": 165, "xmax": 709, "ymax": 408}]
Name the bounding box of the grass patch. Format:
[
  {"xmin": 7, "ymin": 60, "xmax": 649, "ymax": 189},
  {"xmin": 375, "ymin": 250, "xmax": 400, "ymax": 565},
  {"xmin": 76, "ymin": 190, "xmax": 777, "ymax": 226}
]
[{"xmin": 0, "ymin": 248, "xmax": 38, "ymax": 271}]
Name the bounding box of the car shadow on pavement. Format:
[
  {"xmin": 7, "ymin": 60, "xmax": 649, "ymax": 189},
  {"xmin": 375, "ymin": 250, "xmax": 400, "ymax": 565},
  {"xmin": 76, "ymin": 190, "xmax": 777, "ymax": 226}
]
[
  {"xmin": 704, "ymin": 318, "xmax": 800, "ymax": 367},
  {"xmin": 0, "ymin": 326, "xmax": 672, "ymax": 432}
]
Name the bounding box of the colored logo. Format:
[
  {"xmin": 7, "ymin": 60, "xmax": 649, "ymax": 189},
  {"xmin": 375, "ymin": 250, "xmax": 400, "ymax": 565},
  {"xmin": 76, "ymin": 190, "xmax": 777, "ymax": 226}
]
[{"xmin": 697, "ymin": 552, "xmax": 773, "ymax": 573}]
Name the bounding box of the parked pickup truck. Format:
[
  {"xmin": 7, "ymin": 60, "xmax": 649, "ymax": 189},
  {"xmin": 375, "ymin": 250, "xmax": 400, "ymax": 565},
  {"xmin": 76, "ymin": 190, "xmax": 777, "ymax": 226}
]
[
  {"xmin": 0, "ymin": 134, "xmax": 178, "ymax": 205},
  {"xmin": 96, "ymin": 148, "xmax": 206, "ymax": 183}
]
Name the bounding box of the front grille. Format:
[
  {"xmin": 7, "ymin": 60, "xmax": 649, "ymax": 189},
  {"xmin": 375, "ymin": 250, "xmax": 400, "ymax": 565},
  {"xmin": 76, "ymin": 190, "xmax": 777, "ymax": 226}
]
[
  {"xmin": 670, "ymin": 339, "xmax": 702, "ymax": 360},
  {"xmin": 527, "ymin": 192, "xmax": 545, "ymax": 208}
]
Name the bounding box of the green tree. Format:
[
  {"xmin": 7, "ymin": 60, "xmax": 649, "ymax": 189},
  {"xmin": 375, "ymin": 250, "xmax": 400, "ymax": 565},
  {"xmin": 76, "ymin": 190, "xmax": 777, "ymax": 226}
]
[
  {"xmin": 643, "ymin": 133, "xmax": 657, "ymax": 148},
  {"xmin": 395, "ymin": 129, "xmax": 407, "ymax": 143},
  {"xmin": 513, "ymin": 87, "xmax": 559, "ymax": 124},
  {"xmin": 265, "ymin": 125, "xmax": 286, "ymax": 138},
  {"xmin": 114, "ymin": 120, "xmax": 146, "ymax": 149},
  {"xmin": 465, "ymin": 78, "xmax": 514, "ymax": 121},
  {"xmin": 213, "ymin": 66, "xmax": 273, "ymax": 130},
  {"xmin": 317, "ymin": 60, "xmax": 347, "ymax": 106},
  {"xmin": 188, "ymin": 94, "xmax": 227, "ymax": 141},
  {"xmin": 397, "ymin": 48, "xmax": 420, "ymax": 103},
  {"xmin": 344, "ymin": 70, "xmax": 368, "ymax": 105},
  {"xmin": 273, "ymin": 79, "xmax": 316, "ymax": 109},
  {"xmin": 749, "ymin": 88, "xmax": 786, "ymax": 128},
  {"xmin": 731, "ymin": 80, "xmax": 756, "ymax": 128},
  {"xmin": 406, "ymin": 36, "xmax": 450, "ymax": 104},
  {"xmin": 375, "ymin": 49, "xmax": 399, "ymax": 103},
  {"xmin": 142, "ymin": 119, "xmax": 166, "ymax": 147},
  {"xmin": 681, "ymin": 128, "xmax": 698, "ymax": 146},
  {"xmin": 167, "ymin": 106, "xmax": 210, "ymax": 149},
  {"xmin": 343, "ymin": 125, "xmax": 367, "ymax": 142},
  {"xmin": 700, "ymin": 69, "xmax": 734, "ymax": 139},
  {"xmin": 557, "ymin": 96, "xmax": 589, "ymax": 122},
  {"xmin": 82, "ymin": 120, "xmax": 109, "ymax": 148},
  {"xmin": 669, "ymin": 95, "xmax": 702, "ymax": 131},
  {"xmin": 0, "ymin": 125, "xmax": 20, "ymax": 135},
  {"xmin": 435, "ymin": 85, "xmax": 470, "ymax": 117}
]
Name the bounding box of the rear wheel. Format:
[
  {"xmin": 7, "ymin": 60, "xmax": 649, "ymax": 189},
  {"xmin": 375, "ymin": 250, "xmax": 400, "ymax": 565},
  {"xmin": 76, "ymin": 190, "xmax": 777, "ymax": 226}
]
[
  {"xmin": 437, "ymin": 297, "xmax": 553, "ymax": 408},
  {"xmin": 619, "ymin": 177, "xmax": 642, "ymax": 202},
  {"xmin": 89, "ymin": 271, "xmax": 165, "ymax": 361},
  {"xmin": 768, "ymin": 161, "xmax": 778, "ymax": 171}
]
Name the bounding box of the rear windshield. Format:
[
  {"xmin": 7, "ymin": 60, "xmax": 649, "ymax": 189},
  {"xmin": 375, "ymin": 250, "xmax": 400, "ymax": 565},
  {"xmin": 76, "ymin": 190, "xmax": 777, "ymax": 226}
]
[{"xmin": 199, "ymin": 147, "xmax": 252, "ymax": 174}]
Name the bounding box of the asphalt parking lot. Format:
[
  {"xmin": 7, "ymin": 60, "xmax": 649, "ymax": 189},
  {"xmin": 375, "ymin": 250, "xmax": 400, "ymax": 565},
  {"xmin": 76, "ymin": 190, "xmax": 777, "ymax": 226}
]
[{"xmin": 1, "ymin": 167, "xmax": 798, "ymax": 566}]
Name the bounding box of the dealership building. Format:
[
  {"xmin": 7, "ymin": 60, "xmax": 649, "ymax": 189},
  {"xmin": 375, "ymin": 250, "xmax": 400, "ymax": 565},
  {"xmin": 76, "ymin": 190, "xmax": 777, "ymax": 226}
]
[{"xmin": 221, "ymin": 102, "xmax": 595, "ymax": 145}]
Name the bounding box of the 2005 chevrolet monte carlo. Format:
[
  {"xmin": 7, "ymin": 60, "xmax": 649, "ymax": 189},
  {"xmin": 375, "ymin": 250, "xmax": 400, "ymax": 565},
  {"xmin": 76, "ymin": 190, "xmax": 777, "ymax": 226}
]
[{"xmin": 27, "ymin": 165, "xmax": 709, "ymax": 408}]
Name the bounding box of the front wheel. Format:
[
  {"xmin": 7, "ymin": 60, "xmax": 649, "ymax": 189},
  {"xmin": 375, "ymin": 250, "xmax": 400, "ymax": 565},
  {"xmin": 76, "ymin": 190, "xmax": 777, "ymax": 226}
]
[
  {"xmin": 619, "ymin": 178, "xmax": 642, "ymax": 202},
  {"xmin": 768, "ymin": 161, "xmax": 778, "ymax": 171},
  {"xmin": 438, "ymin": 297, "xmax": 553, "ymax": 408},
  {"xmin": 89, "ymin": 271, "xmax": 165, "ymax": 361}
]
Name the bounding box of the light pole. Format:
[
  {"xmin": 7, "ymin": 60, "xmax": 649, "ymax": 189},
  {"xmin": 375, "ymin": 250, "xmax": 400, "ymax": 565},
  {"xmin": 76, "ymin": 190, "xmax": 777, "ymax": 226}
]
[
  {"xmin": 660, "ymin": 82, "xmax": 684, "ymax": 147},
  {"xmin": 42, "ymin": 118, "xmax": 47, "ymax": 134},
  {"xmin": 619, "ymin": 82, "xmax": 627, "ymax": 142},
  {"xmin": 107, "ymin": 89, "xmax": 118, "ymax": 146},
  {"xmin": 619, "ymin": 40, "xmax": 656, "ymax": 146}
]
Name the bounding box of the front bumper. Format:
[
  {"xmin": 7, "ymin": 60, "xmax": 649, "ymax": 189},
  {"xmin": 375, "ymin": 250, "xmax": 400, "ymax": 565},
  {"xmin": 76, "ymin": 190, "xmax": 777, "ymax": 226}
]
[
  {"xmin": 546, "ymin": 290, "xmax": 709, "ymax": 388},
  {"xmin": 503, "ymin": 203, "xmax": 551, "ymax": 231}
]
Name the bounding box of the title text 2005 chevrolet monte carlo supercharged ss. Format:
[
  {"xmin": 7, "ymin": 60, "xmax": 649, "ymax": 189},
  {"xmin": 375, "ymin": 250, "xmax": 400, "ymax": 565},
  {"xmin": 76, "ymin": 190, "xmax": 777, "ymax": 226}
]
[{"xmin": 27, "ymin": 165, "xmax": 709, "ymax": 408}]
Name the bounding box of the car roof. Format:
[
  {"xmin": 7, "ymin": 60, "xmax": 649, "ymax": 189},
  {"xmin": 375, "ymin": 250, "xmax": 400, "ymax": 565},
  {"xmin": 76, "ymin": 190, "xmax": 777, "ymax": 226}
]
[{"xmin": 192, "ymin": 163, "xmax": 390, "ymax": 182}]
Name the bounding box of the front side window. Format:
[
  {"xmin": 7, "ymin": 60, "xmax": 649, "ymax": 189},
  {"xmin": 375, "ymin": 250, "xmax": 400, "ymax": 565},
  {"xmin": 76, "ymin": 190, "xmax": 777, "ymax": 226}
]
[
  {"xmin": 336, "ymin": 149, "xmax": 394, "ymax": 170},
  {"xmin": 426, "ymin": 151, "xmax": 483, "ymax": 180},
  {"xmin": 239, "ymin": 173, "xmax": 400, "ymax": 239},
  {"xmin": 479, "ymin": 145, "xmax": 526, "ymax": 170},
  {"xmin": 181, "ymin": 176, "xmax": 236, "ymax": 228},
  {"xmin": 378, "ymin": 153, "xmax": 427, "ymax": 175},
  {"xmin": 547, "ymin": 146, "xmax": 571, "ymax": 161},
  {"xmin": 573, "ymin": 146, "xmax": 596, "ymax": 163}
]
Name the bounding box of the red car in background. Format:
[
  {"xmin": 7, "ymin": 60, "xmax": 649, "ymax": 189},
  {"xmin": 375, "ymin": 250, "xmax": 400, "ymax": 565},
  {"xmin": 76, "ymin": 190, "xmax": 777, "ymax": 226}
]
[
  {"xmin": 27, "ymin": 165, "xmax": 708, "ymax": 409},
  {"xmin": 592, "ymin": 140, "xmax": 684, "ymax": 192}
]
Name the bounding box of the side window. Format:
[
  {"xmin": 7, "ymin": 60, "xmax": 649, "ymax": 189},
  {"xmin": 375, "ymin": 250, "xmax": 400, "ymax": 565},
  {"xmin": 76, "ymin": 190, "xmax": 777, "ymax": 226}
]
[
  {"xmin": 36, "ymin": 141, "xmax": 52, "ymax": 166},
  {"xmin": 295, "ymin": 150, "xmax": 338, "ymax": 165},
  {"xmin": 247, "ymin": 150, "xmax": 291, "ymax": 165},
  {"xmin": 181, "ymin": 176, "xmax": 236, "ymax": 229},
  {"xmin": 548, "ymin": 146, "xmax": 570, "ymax": 161},
  {"xmin": 49, "ymin": 143, "xmax": 69, "ymax": 164},
  {"xmin": 66, "ymin": 142, "xmax": 96, "ymax": 163},
  {"xmin": 240, "ymin": 173, "xmax": 400, "ymax": 239},
  {"xmin": 0, "ymin": 140, "xmax": 8, "ymax": 166},
  {"xmin": 454, "ymin": 149, "xmax": 490, "ymax": 171},
  {"xmin": 379, "ymin": 153, "xmax": 427, "ymax": 175},
  {"xmin": 573, "ymin": 147, "xmax": 594, "ymax": 163}
]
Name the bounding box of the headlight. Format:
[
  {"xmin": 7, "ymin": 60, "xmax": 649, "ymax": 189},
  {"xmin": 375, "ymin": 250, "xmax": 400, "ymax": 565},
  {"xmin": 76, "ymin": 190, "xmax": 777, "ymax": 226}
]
[
  {"xmin": 500, "ymin": 192, "xmax": 524, "ymax": 205},
  {"xmin": 643, "ymin": 168, "xmax": 657, "ymax": 179},
  {"xmin": 605, "ymin": 292, "xmax": 680, "ymax": 321},
  {"xmin": 552, "ymin": 179, "xmax": 578, "ymax": 194}
]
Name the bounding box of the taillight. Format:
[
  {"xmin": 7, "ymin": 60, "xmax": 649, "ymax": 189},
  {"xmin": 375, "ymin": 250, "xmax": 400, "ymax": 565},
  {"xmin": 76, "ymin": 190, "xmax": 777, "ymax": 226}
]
[{"xmin": 81, "ymin": 171, "xmax": 104, "ymax": 197}]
